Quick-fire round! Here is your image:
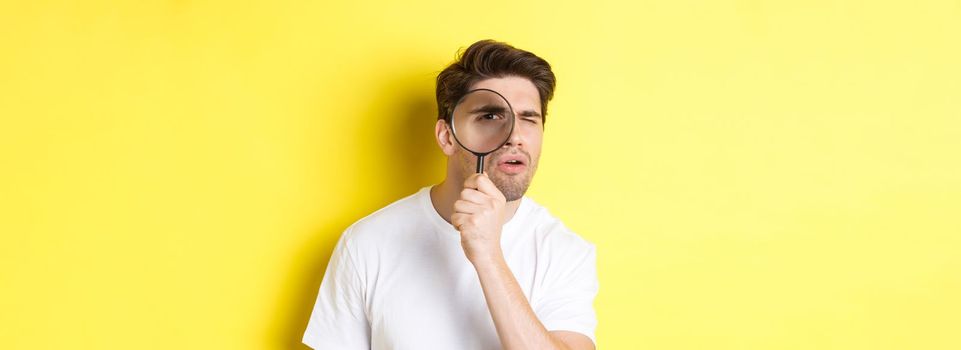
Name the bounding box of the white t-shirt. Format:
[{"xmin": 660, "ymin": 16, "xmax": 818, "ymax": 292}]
[{"xmin": 302, "ymin": 186, "xmax": 598, "ymax": 349}]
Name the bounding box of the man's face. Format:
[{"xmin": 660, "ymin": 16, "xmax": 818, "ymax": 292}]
[{"xmin": 450, "ymin": 76, "xmax": 544, "ymax": 201}]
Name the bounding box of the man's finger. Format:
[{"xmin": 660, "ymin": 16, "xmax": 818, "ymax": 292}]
[
  {"xmin": 476, "ymin": 172, "xmax": 506, "ymax": 201},
  {"xmin": 463, "ymin": 173, "xmax": 481, "ymax": 190},
  {"xmin": 459, "ymin": 187, "xmax": 487, "ymax": 204},
  {"xmin": 451, "ymin": 212, "xmax": 466, "ymax": 231},
  {"xmin": 453, "ymin": 199, "xmax": 483, "ymax": 214}
]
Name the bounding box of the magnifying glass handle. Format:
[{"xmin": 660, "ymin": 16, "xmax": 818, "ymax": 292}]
[{"xmin": 476, "ymin": 155, "xmax": 485, "ymax": 174}]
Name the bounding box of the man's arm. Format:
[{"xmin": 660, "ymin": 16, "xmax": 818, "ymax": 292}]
[
  {"xmin": 472, "ymin": 253, "xmax": 595, "ymax": 350},
  {"xmin": 452, "ymin": 173, "xmax": 595, "ymax": 350},
  {"xmin": 302, "ymin": 228, "xmax": 371, "ymax": 349}
]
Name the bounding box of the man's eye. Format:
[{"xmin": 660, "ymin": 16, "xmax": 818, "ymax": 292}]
[
  {"xmin": 524, "ymin": 118, "xmax": 540, "ymax": 124},
  {"xmin": 479, "ymin": 113, "xmax": 501, "ymax": 121}
]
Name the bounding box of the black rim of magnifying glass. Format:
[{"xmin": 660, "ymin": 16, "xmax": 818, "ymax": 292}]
[{"xmin": 448, "ymin": 88, "xmax": 516, "ymax": 174}]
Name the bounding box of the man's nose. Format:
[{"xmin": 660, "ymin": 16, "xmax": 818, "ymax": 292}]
[{"xmin": 503, "ymin": 121, "xmax": 523, "ymax": 148}]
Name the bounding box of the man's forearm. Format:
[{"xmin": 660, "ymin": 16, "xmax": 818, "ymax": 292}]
[{"xmin": 471, "ymin": 253, "xmax": 572, "ymax": 350}]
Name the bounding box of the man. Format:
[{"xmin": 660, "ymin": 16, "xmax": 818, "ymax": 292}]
[{"xmin": 302, "ymin": 39, "xmax": 598, "ymax": 350}]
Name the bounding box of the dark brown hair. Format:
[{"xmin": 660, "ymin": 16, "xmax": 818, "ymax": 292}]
[{"xmin": 436, "ymin": 39, "xmax": 556, "ymax": 124}]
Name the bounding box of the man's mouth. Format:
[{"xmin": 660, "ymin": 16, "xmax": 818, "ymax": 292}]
[{"xmin": 495, "ymin": 154, "xmax": 527, "ymax": 174}]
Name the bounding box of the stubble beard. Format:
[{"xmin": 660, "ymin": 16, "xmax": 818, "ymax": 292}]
[{"xmin": 457, "ymin": 149, "xmax": 536, "ymax": 202}]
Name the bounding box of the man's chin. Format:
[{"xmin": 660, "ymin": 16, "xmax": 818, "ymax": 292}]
[{"xmin": 489, "ymin": 172, "xmax": 532, "ymax": 202}]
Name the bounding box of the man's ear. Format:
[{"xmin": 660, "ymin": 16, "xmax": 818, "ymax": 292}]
[{"xmin": 435, "ymin": 119, "xmax": 457, "ymax": 156}]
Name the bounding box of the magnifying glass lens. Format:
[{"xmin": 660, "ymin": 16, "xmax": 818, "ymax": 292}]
[{"xmin": 450, "ymin": 89, "xmax": 514, "ymax": 155}]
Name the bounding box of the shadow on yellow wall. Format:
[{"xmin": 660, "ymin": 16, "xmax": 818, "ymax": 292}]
[{"xmin": 268, "ymin": 68, "xmax": 443, "ymax": 348}]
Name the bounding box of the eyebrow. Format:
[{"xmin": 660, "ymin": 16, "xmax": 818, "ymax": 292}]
[
  {"xmin": 469, "ymin": 105, "xmax": 509, "ymax": 114},
  {"xmin": 517, "ymin": 110, "xmax": 542, "ymax": 118},
  {"xmin": 467, "ymin": 105, "xmax": 543, "ymax": 118}
]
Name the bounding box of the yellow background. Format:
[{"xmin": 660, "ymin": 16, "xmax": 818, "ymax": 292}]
[{"xmin": 2, "ymin": 1, "xmax": 959, "ymax": 349}]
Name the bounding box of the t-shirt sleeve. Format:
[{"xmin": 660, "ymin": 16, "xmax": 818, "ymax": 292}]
[
  {"xmin": 534, "ymin": 242, "xmax": 599, "ymax": 345},
  {"xmin": 302, "ymin": 228, "xmax": 370, "ymax": 349}
]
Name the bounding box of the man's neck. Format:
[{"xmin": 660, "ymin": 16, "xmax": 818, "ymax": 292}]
[{"xmin": 429, "ymin": 179, "xmax": 522, "ymax": 226}]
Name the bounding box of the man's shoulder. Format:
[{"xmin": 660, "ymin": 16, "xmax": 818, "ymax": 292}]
[
  {"xmin": 523, "ymin": 197, "xmax": 595, "ymax": 254},
  {"xmin": 340, "ymin": 187, "xmax": 430, "ymax": 246}
]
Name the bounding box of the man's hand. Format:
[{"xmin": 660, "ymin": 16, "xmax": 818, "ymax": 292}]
[
  {"xmin": 451, "ymin": 172, "xmax": 507, "ymax": 265},
  {"xmin": 452, "ymin": 173, "xmax": 594, "ymax": 350}
]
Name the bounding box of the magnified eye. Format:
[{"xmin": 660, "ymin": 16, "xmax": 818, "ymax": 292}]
[{"xmin": 478, "ymin": 113, "xmax": 501, "ymax": 121}]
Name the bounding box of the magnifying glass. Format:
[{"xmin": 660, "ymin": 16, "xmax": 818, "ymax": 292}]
[{"xmin": 448, "ymin": 88, "xmax": 515, "ymax": 174}]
